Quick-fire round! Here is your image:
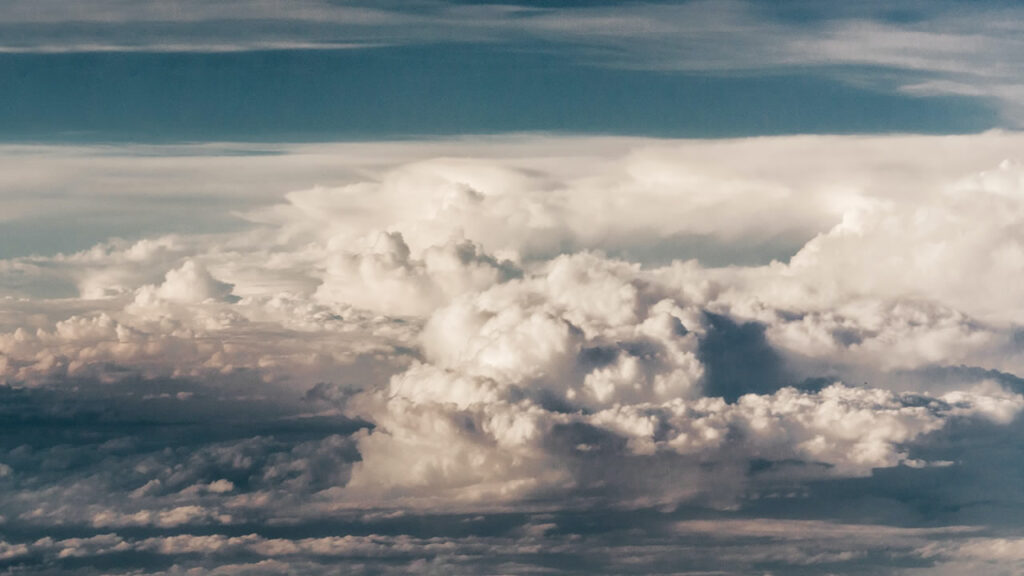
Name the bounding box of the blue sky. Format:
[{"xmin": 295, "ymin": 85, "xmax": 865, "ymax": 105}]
[
  {"xmin": 4, "ymin": 3, "xmax": 1024, "ymax": 575},
  {"xmin": 0, "ymin": 49, "xmax": 997, "ymax": 141},
  {"xmin": 2, "ymin": 0, "xmax": 1022, "ymax": 140}
]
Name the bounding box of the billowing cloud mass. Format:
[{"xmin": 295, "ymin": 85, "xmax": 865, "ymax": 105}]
[{"xmin": 4, "ymin": 134, "xmax": 1024, "ymax": 574}]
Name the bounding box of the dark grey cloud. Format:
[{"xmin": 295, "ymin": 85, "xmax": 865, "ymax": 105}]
[{"xmin": 699, "ymin": 313, "xmax": 790, "ymax": 402}]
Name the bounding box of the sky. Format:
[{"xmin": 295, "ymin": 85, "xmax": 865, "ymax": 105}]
[{"xmin": 4, "ymin": 1, "xmax": 1024, "ymax": 575}]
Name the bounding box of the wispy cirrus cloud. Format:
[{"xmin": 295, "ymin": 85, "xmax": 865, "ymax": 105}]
[{"xmin": 2, "ymin": 1, "xmax": 1024, "ymax": 123}]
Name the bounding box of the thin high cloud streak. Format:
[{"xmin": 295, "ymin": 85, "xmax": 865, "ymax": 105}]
[
  {"xmin": 3, "ymin": 1, "xmax": 1024, "ymax": 124},
  {"xmin": 5, "ymin": 134, "xmax": 1024, "ymax": 574}
]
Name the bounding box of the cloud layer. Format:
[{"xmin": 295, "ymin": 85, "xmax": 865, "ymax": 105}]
[{"xmin": 3, "ymin": 133, "xmax": 1024, "ymax": 574}]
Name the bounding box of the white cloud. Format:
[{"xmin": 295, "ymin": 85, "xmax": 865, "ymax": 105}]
[{"xmin": 3, "ymin": 134, "xmax": 1024, "ymax": 574}]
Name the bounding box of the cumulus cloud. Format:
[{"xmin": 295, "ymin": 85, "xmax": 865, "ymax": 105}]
[{"xmin": 4, "ymin": 134, "xmax": 1024, "ymax": 573}]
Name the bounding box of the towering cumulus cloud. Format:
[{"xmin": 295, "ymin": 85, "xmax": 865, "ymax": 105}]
[{"xmin": 3, "ymin": 134, "xmax": 1024, "ymax": 574}]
